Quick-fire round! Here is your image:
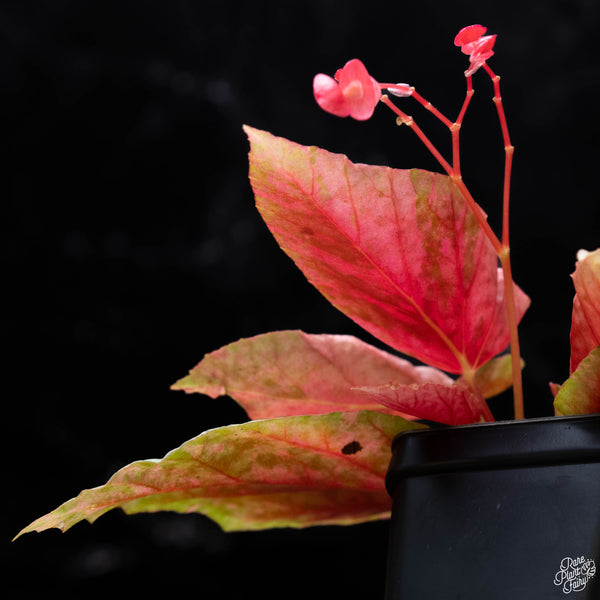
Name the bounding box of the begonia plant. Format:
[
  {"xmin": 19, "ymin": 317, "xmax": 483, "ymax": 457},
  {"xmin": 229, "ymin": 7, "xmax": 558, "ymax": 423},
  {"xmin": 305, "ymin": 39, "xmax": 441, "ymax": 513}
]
[{"xmin": 14, "ymin": 25, "xmax": 600, "ymax": 540}]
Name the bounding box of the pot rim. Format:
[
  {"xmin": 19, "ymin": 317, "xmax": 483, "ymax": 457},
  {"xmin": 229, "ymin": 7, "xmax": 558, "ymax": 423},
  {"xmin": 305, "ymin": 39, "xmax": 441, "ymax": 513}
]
[{"xmin": 386, "ymin": 413, "xmax": 600, "ymax": 495}]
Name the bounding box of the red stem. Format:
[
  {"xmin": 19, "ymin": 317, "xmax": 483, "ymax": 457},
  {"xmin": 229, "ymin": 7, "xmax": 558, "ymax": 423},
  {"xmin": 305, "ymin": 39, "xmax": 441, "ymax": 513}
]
[
  {"xmin": 450, "ymin": 177, "xmax": 502, "ymax": 255},
  {"xmin": 500, "ymin": 249, "xmax": 524, "ymax": 420},
  {"xmin": 410, "ymin": 90, "xmax": 454, "ymax": 128},
  {"xmin": 483, "ymin": 64, "xmax": 514, "ymax": 247},
  {"xmin": 380, "ymin": 95, "xmax": 453, "ymax": 176},
  {"xmin": 380, "ymin": 65, "xmax": 524, "ymax": 419},
  {"xmin": 380, "ymin": 94, "xmax": 502, "ymax": 254},
  {"xmin": 482, "ymin": 63, "xmax": 524, "ymax": 420},
  {"xmin": 452, "ymin": 76, "xmax": 474, "ymax": 176}
]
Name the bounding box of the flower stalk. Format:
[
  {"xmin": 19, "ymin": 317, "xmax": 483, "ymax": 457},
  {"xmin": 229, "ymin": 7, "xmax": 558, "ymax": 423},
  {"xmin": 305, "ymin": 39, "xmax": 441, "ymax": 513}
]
[{"xmin": 314, "ymin": 24, "xmax": 526, "ymax": 419}]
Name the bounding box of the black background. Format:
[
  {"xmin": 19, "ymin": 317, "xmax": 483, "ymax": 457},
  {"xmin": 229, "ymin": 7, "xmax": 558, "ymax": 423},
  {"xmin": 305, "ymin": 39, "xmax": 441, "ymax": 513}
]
[{"xmin": 6, "ymin": 1, "xmax": 600, "ymax": 598}]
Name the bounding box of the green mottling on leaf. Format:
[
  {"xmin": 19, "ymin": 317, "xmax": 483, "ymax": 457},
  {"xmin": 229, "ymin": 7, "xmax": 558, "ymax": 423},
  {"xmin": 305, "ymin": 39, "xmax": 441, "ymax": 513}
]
[
  {"xmin": 171, "ymin": 331, "xmax": 453, "ymax": 420},
  {"xmin": 413, "ymin": 173, "xmax": 445, "ymax": 298},
  {"xmin": 243, "ymin": 126, "xmax": 529, "ymax": 373},
  {"xmin": 14, "ymin": 411, "xmax": 426, "ymax": 539}
]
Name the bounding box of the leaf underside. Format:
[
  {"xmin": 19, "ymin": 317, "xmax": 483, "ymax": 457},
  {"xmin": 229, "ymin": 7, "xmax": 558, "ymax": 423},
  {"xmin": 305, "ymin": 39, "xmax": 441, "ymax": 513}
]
[{"xmin": 356, "ymin": 382, "xmax": 490, "ymax": 425}]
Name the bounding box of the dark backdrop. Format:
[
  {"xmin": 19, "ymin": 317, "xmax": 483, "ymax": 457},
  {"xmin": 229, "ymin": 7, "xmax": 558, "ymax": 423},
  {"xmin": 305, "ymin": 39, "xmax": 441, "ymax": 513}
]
[{"xmin": 6, "ymin": 1, "xmax": 600, "ymax": 598}]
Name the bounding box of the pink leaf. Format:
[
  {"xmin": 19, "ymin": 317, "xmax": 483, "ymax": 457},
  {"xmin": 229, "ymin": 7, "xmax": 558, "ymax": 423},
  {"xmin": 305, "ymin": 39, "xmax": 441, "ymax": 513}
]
[
  {"xmin": 172, "ymin": 330, "xmax": 452, "ymax": 419},
  {"xmin": 14, "ymin": 411, "xmax": 426, "ymax": 538},
  {"xmin": 570, "ymin": 249, "xmax": 600, "ymax": 373},
  {"xmin": 355, "ymin": 382, "xmax": 491, "ymax": 425},
  {"xmin": 555, "ymin": 346, "xmax": 600, "ymax": 416},
  {"xmin": 244, "ymin": 126, "xmax": 529, "ymax": 374}
]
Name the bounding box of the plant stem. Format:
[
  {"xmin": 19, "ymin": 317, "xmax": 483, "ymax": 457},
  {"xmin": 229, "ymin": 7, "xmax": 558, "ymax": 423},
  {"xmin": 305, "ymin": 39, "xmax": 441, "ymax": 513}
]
[
  {"xmin": 483, "ymin": 64, "xmax": 514, "ymax": 247},
  {"xmin": 381, "ymin": 66, "xmax": 525, "ymax": 420},
  {"xmin": 452, "ymin": 76, "xmax": 474, "ymax": 177},
  {"xmin": 449, "ymin": 176, "xmax": 502, "ymax": 254},
  {"xmin": 455, "ymin": 76, "xmax": 474, "ymax": 128},
  {"xmin": 483, "ymin": 63, "xmax": 524, "ymax": 420},
  {"xmin": 380, "ymin": 95, "xmax": 453, "ymax": 175},
  {"xmin": 410, "ymin": 89, "xmax": 454, "ymax": 128},
  {"xmin": 447, "ymin": 75, "xmax": 503, "ymax": 257},
  {"xmin": 380, "ymin": 94, "xmax": 502, "ymax": 269},
  {"xmin": 499, "ymin": 248, "xmax": 525, "ymax": 419}
]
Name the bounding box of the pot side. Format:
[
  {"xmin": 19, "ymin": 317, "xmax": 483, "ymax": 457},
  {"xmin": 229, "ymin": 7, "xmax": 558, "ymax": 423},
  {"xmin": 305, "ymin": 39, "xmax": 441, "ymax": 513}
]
[{"xmin": 385, "ymin": 414, "xmax": 600, "ymax": 599}]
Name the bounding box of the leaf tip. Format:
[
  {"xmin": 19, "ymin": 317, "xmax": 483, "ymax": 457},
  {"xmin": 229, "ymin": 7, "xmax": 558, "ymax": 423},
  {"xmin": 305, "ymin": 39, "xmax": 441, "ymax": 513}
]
[
  {"xmin": 12, "ymin": 519, "xmax": 66, "ymax": 542},
  {"xmin": 169, "ymin": 376, "xmax": 188, "ymax": 392},
  {"xmin": 242, "ymin": 124, "xmax": 261, "ymax": 143},
  {"xmin": 170, "ymin": 372, "xmax": 226, "ymax": 398}
]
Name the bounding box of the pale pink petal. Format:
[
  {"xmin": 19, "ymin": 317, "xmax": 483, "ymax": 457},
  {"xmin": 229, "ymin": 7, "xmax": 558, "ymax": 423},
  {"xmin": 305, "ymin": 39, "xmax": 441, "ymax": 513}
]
[
  {"xmin": 370, "ymin": 76, "xmax": 382, "ymax": 101},
  {"xmin": 338, "ymin": 59, "xmax": 381, "ymax": 121},
  {"xmin": 460, "ymin": 43, "xmax": 476, "ymax": 55},
  {"xmin": 463, "ymin": 36, "xmax": 496, "ymax": 76},
  {"xmin": 465, "ymin": 60, "xmax": 485, "ymax": 77},
  {"xmin": 313, "ymin": 73, "xmax": 349, "ymax": 117},
  {"xmin": 471, "ymin": 34, "xmax": 496, "ymax": 59}
]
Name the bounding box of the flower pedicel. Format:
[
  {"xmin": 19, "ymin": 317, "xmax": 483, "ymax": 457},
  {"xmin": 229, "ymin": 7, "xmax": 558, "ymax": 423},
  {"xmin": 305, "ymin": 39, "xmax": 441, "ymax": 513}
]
[{"xmin": 313, "ymin": 24, "xmax": 522, "ymax": 418}]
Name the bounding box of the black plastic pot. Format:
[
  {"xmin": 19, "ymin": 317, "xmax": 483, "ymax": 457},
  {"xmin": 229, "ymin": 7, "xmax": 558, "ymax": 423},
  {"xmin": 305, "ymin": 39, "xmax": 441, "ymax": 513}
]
[{"xmin": 385, "ymin": 414, "xmax": 600, "ymax": 599}]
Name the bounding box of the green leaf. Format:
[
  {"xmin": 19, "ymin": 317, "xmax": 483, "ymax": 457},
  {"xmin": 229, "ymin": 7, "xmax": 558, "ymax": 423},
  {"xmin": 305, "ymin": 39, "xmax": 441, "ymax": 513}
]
[
  {"xmin": 172, "ymin": 330, "xmax": 452, "ymax": 419},
  {"xmin": 14, "ymin": 411, "xmax": 425, "ymax": 539},
  {"xmin": 459, "ymin": 354, "xmax": 525, "ymax": 399},
  {"xmin": 554, "ymin": 346, "xmax": 600, "ymax": 416}
]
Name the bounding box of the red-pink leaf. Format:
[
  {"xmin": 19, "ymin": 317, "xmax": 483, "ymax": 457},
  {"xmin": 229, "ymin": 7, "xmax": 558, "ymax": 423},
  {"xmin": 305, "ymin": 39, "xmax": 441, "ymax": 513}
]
[
  {"xmin": 555, "ymin": 346, "xmax": 600, "ymax": 416},
  {"xmin": 14, "ymin": 411, "xmax": 426, "ymax": 538},
  {"xmin": 355, "ymin": 382, "xmax": 492, "ymax": 425},
  {"xmin": 172, "ymin": 330, "xmax": 452, "ymax": 418},
  {"xmin": 244, "ymin": 126, "xmax": 529, "ymax": 374},
  {"xmin": 570, "ymin": 249, "xmax": 600, "ymax": 373}
]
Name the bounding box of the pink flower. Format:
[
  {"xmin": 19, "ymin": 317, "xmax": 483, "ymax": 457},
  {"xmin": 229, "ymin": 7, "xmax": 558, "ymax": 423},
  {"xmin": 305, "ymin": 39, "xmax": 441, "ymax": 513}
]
[
  {"xmin": 313, "ymin": 59, "xmax": 381, "ymax": 121},
  {"xmin": 454, "ymin": 24, "xmax": 497, "ymax": 76}
]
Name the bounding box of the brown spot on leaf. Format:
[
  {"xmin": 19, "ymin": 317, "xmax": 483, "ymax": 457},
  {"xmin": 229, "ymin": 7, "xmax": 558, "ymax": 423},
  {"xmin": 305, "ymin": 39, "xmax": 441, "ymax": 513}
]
[{"xmin": 341, "ymin": 441, "xmax": 363, "ymax": 455}]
